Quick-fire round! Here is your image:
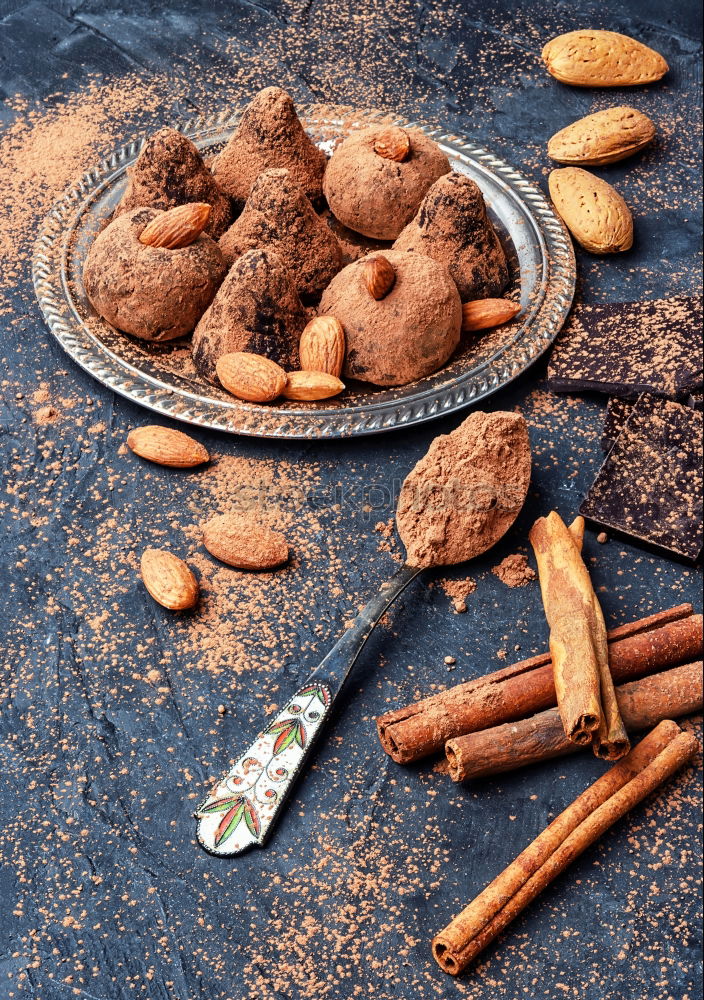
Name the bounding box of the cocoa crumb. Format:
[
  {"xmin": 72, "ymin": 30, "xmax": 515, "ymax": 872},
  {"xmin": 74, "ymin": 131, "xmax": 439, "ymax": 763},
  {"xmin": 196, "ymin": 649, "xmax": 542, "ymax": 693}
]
[{"xmin": 492, "ymin": 552, "xmax": 537, "ymax": 588}]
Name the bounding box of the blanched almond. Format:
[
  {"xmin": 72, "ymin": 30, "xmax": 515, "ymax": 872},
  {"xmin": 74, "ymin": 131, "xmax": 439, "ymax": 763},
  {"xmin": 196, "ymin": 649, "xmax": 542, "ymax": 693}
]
[
  {"xmin": 140, "ymin": 549, "xmax": 199, "ymax": 610},
  {"xmin": 282, "ymin": 371, "xmax": 345, "ymax": 401},
  {"xmin": 203, "ymin": 513, "xmax": 289, "ymax": 570},
  {"xmin": 127, "ymin": 425, "xmax": 210, "ymax": 468}
]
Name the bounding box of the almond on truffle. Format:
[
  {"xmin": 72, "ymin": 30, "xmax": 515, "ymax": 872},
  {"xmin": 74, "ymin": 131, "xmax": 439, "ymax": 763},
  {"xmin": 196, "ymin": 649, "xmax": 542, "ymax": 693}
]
[
  {"xmin": 364, "ymin": 255, "xmax": 396, "ymax": 300},
  {"xmin": 216, "ymin": 352, "xmax": 287, "ymax": 403},
  {"xmin": 373, "ymin": 126, "xmax": 411, "ymax": 162},
  {"xmin": 139, "ymin": 203, "xmax": 212, "ymax": 249},
  {"xmin": 203, "ymin": 513, "xmax": 290, "ymax": 570},
  {"xmin": 127, "ymin": 425, "xmax": 210, "ymax": 467},
  {"xmin": 140, "ymin": 549, "xmax": 199, "ymax": 610},
  {"xmin": 299, "ymin": 316, "xmax": 346, "ymax": 377}
]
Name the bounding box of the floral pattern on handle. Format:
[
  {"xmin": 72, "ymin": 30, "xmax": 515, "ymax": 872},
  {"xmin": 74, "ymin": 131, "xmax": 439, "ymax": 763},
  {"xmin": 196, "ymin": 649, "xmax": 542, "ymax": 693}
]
[{"xmin": 195, "ymin": 683, "xmax": 332, "ymax": 856}]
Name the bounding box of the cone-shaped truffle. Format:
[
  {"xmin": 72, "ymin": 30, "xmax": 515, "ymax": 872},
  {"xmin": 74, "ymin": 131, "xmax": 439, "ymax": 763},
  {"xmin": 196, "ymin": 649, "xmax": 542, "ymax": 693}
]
[
  {"xmin": 219, "ymin": 168, "xmax": 342, "ymax": 296},
  {"xmin": 192, "ymin": 248, "xmax": 307, "ymax": 382},
  {"xmin": 115, "ymin": 128, "xmax": 232, "ymax": 239},
  {"xmin": 212, "ymin": 87, "xmax": 327, "ymax": 205},
  {"xmin": 394, "ymin": 173, "xmax": 509, "ymax": 300}
]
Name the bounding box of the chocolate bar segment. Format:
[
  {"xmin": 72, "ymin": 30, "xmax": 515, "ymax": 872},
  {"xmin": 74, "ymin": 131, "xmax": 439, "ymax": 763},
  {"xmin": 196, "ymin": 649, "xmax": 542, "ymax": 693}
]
[
  {"xmin": 582, "ymin": 393, "xmax": 703, "ymax": 563},
  {"xmin": 547, "ymin": 295, "xmax": 703, "ymax": 400}
]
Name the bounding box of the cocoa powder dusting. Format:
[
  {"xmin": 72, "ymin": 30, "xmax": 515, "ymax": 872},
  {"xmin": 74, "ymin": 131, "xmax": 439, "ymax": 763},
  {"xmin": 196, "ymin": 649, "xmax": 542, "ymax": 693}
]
[
  {"xmin": 492, "ymin": 552, "xmax": 537, "ymax": 588},
  {"xmin": 396, "ymin": 410, "xmax": 531, "ymax": 568}
]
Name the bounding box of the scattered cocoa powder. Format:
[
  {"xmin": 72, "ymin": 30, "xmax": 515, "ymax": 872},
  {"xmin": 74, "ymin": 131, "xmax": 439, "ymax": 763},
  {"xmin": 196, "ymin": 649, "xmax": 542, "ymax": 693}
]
[{"xmin": 492, "ymin": 552, "xmax": 537, "ymax": 587}]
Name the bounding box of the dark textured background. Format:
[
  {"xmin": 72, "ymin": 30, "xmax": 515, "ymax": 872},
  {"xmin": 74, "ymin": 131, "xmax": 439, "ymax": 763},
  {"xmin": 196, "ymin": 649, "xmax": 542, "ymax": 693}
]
[{"xmin": 0, "ymin": 2, "xmax": 702, "ymax": 998}]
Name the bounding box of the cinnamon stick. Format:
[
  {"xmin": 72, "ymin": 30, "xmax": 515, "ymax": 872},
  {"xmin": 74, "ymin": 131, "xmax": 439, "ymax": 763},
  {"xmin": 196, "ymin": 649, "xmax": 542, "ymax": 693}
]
[
  {"xmin": 529, "ymin": 511, "xmax": 629, "ymax": 757},
  {"xmin": 376, "ymin": 605, "xmax": 700, "ymax": 763},
  {"xmin": 446, "ymin": 660, "xmax": 703, "ymax": 781},
  {"xmin": 432, "ymin": 720, "xmax": 699, "ymax": 975}
]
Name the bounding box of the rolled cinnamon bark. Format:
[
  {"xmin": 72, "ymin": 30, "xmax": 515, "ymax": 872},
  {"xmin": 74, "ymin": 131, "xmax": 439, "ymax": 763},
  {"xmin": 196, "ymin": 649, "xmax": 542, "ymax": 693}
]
[
  {"xmin": 376, "ymin": 605, "xmax": 701, "ymax": 763},
  {"xmin": 446, "ymin": 660, "xmax": 703, "ymax": 781},
  {"xmin": 432, "ymin": 720, "xmax": 700, "ymax": 975},
  {"xmin": 529, "ymin": 512, "xmax": 629, "ymax": 758}
]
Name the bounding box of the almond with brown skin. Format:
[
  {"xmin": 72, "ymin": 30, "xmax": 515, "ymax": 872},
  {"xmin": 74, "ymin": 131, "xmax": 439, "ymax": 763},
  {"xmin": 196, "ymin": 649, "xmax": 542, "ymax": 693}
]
[
  {"xmin": 299, "ymin": 316, "xmax": 346, "ymax": 378},
  {"xmin": 373, "ymin": 126, "xmax": 411, "ymax": 162},
  {"xmin": 549, "ymin": 167, "xmax": 633, "ymax": 254},
  {"xmin": 203, "ymin": 513, "xmax": 289, "ymax": 570},
  {"xmin": 363, "ymin": 255, "xmax": 396, "ymax": 300},
  {"xmin": 127, "ymin": 425, "xmax": 210, "ymax": 467},
  {"xmin": 282, "ymin": 371, "xmax": 345, "ymax": 401},
  {"xmin": 140, "ymin": 549, "xmax": 199, "ymax": 610},
  {"xmin": 216, "ymin": 352, "xmax": 287, "ymax": 403},
  {"xmin": 542, "ymin": 30, "xmax": 668, "ymax": 87},
  {"xmin": 461, "ymin": 299, "xmax": 521, "ymax": 332},
  {"xmin": 139, "ymin": 202, "xmax": 212, "ymax": 249},
  {"xmin": 548, "ymin": 107, "xmax": 656, "ymax": 166}
]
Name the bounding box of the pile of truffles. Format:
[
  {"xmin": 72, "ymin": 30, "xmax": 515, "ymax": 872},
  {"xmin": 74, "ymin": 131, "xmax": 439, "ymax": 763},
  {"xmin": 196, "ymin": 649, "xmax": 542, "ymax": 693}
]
[{"xmin": 83, "ymin": 87, "xmax": 515, "ymax": 401}]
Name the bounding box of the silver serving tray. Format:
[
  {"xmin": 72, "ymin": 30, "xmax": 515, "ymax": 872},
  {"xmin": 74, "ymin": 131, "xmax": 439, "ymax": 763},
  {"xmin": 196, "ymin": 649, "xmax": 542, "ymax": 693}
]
[{"xmin": 32, "ymin": 107, "xmax": 575, "ymax": 439}]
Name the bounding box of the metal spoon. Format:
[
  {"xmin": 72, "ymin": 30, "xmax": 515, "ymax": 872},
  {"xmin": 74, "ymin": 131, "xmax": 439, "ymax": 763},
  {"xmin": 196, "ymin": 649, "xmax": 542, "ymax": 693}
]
[{"xmin": 195, "ymin": 562, "xmax": 422, "ymax": 856}]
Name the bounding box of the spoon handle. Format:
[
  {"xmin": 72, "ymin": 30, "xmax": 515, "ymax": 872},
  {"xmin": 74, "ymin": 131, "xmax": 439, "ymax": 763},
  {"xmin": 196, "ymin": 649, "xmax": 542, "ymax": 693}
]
[{"xmin": 195, "ymin": 563, "xmax": 421, "ymax": 856}]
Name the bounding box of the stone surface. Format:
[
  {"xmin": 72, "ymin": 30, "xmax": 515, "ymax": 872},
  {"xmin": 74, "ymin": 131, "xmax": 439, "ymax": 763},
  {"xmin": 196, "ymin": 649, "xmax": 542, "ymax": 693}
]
[{"xmin": 0, "ymin": 2, "xmax": 701, "ymax": 999}]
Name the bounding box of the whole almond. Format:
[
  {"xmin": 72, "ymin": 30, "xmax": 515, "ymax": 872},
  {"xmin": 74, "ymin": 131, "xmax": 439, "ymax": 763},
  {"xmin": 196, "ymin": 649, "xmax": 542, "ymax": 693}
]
[
  {"xmin": 461, "ymin": 299, "xmax": 521, "ymax": 332},
  {"xmin": 216, "ymin": 352, "xmax": 287, "ymax": 403},
  {"xmin": 542, "ymin": 30, "xmax": 668, "ymax": 87},
  {"xmin": 282, "ymin": 371, "xmax": 345, "ymax": 401},
  {"xmin": 203, "ymin": 513, "xmax": 289, "ymax": 570},
  {"xmin": 549, "ymin": 168, "xmax": 633, "ymax": 254},
  {"xmin": 139, "ymin": 202, "xmax": 212, "ymax": 249},
  {"xmin": 373, "ymin": 126, "xmax": 411, "ymax": 162},
  {"xmin": 548, "ymin": 107, "xmax": 656, "ymax": 166},
  {"xmin": 363, "ymin": 255, "xmax": 396, "ymax": 300},
  {"xmin": 299, "ymin": 316, "xmax": 346, "ymax": 378},
  {"xmin": 140, "ymin": 549, "xmax": 199, "ymax": 610},
  {"xmin": 127, "ymin": 425, "xmax": 210, "ymax": 467}
]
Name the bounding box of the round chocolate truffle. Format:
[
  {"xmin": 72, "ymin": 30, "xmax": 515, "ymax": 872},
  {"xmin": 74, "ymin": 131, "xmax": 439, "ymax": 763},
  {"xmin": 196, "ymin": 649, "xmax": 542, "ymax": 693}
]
[
  {"xmin": 318, "ymin": 250, "xmax": 461, "ymax": 387},
  {"xmin": 323, "ymin": 126, "xmax": 451, "ymax": 240},
  {"xmin": 83, "ymin": 208, "xmax": 227, "ymax": 342}
]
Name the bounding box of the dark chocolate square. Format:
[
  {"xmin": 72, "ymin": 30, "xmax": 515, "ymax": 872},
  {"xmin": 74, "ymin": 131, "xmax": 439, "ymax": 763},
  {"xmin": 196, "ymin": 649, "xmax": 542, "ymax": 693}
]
[
  {"xmin": 547, "ymin": 295, "xmax": 703, "ymax": 400},
  {"xmin": 582, "ymin": 393, "xmax": 703, "ymax": 563}
]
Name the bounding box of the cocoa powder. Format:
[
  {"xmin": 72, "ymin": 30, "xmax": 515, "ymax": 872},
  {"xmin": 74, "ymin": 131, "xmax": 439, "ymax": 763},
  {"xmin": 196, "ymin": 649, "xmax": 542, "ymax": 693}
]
[{"xmin": 396, "ymin": 410, "xmax": 531, "ymax": 568}]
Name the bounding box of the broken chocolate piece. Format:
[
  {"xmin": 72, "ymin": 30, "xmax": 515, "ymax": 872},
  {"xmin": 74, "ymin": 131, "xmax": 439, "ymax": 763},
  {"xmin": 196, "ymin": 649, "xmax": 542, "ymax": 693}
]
[
  {"xmin": 219, "ymin": 168, "xmax": 342, "ymax": 296},
  {"xmin": 547, "ymin": 295, "xmax": 703, "ymax": 400},
  {"xmin": 115, "ymin": 127, "xmax": 232, "ymax": 238},
  {"xmin": 191, "ymin": 247, "xmax": 307, "ymax": 382},
  {"xmin": 211, "ymin": 87, "xmax": 327, "ymax": 206},
  {"xmin": 393, "ymin": 172, "xmax": 509, "ymax": 300},
  {"xmin": 581, "ymin": 393, "xmax": 703, "ymax": 563}
]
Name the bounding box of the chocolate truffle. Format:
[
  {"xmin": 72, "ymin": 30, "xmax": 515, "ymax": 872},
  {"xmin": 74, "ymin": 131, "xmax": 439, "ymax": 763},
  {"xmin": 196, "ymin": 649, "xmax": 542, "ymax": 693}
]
[
  {"xmin": 318, "ymin": 250, "xmax": 461, "ymax": 387},
  {"xmin": 192, "ymin": 248, "xmax": 307, "ymax": 382},
  {"xmin": 219, "ymin": 168, "xmax": 342, "ymax": 296},
  {"xmin": 211, "ymin": 87, "xmax": 327, "ymax": 206},
  {"xmin": 83, "ymin": 208, "xmax": 227, "ymax": 342},
  {"xmin": 115, "ymin": 128, "xmax": 232, "ymax": 239},
  {"xmin": 323, "ymin": 126, "xmax": 451, "ymax": 240},
  {"xmin": 394, "ymin": 173, "xmax": 509, "ymax": 300}
]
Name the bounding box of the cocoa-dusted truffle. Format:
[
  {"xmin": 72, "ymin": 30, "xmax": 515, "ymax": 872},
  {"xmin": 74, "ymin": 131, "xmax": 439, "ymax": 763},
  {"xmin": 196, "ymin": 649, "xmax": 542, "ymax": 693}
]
[
  {"xmin": 219, "ymin": 168, "xmax": 342, "ymax": 296},
  {"xmin": 323, "ymin": 126, "xmax": 451, "ymax": 240},
  {"xmin": 211, "ymin": 87, "xmax": 327, "ymax": 206},
  {"xmin": 394, "ymin": 172, "xmax": 509, "ymax": 300},
  {"xmin": 83, "ymin": 208, "xmax": 227, "ymax": 342},
  {"xmin": 318, "ymin": 250, "xmax": 461, "ymax": 387},
  {"xmin": 115, "ymin": 128, "xmax": 232, "ymax": 239},
  {"xmin": 192, "ymin": 248, "xmax": 307, "ymax": 382}
]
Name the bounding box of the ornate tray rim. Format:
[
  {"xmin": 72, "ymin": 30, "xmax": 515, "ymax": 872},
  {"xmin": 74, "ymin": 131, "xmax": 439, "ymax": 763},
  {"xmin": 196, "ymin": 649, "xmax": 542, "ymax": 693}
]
[{"xmin": 32, "ymin": 106, "xmax": 576, "ymax": 440}]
